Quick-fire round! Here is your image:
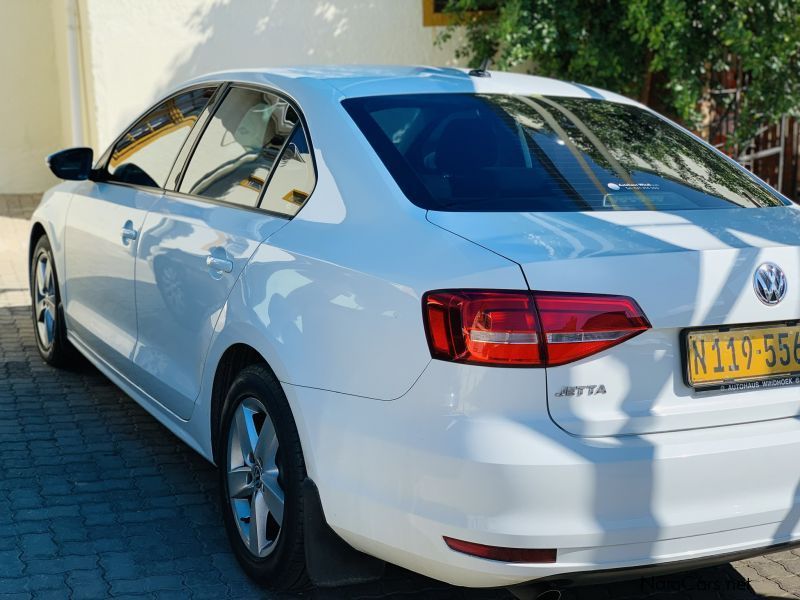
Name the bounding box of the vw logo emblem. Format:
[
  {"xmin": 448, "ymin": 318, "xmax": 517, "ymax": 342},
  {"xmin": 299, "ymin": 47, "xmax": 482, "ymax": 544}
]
[{"xmin": 754, "ymin": 263, "xmax": 787, "ymax": 306}]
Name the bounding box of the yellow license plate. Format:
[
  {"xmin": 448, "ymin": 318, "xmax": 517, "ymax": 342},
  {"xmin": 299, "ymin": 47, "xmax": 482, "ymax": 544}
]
[{"xmin": 686, "ymin": 323, "xmax": 800, "ymax": 388}]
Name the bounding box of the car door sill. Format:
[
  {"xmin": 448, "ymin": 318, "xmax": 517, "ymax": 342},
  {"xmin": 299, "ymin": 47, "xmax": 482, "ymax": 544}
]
[{"xmin": 67, "ymin": 331, "xmax": 192, "ymax": 425}]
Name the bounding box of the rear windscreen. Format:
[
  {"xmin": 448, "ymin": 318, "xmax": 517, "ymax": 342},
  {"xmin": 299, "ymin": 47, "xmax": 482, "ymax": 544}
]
[{"xmin": 343, "ymin": 94, "xmax": 786, "ymax": 212}]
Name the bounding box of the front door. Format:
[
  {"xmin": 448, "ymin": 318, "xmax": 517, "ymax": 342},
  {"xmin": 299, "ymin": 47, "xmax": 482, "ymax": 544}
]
[
  {"xmin": 63, "ymin": 182, "xmax": 159, "ymax": 372},
  {"xmin": 63, "ymin": 86, "xmax": 217, "ymax": 374}
]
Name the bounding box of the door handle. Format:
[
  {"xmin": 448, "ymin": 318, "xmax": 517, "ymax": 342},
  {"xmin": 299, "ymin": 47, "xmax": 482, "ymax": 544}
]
[
  {"xmin": 121, "ymin": 222, "xmax": 138, "ymax": 245},
  {"xmin": 206, "ymin": 255, "xmax": 233, "ymax": 273}
]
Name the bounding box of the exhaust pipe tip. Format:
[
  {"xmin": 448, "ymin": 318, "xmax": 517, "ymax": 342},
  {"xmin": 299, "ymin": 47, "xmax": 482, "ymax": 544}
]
[{"xmin": 508, "ymin": 585, "xmax": 562, "ymax": 600}]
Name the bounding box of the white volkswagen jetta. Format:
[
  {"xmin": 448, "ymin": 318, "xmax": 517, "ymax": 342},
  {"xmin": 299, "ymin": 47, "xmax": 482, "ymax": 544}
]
[{"xmin": 30, "ymin": 66, "xmax": 800, "ymax": 593}]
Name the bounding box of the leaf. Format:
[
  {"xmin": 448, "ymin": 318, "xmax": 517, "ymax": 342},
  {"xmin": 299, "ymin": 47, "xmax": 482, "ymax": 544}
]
[{"xmin": 441, "ymin": 0, "xmax": 800, "ymax": 145}]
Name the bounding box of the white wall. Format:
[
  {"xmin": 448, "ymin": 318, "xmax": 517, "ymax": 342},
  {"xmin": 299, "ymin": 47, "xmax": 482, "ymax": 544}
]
[
  {"xmin": 0, "ymin": 1, "xmax": 68, "ymax": 193},
  {"xmin": 80, "ymin": 0, "xmax": 462, "ymax": 151}
]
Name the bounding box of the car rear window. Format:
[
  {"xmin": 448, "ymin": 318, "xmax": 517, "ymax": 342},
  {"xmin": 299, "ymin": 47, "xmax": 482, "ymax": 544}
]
[{"xmin": 343, "ymin": 94, "xmax": 786, "ymax": 212}]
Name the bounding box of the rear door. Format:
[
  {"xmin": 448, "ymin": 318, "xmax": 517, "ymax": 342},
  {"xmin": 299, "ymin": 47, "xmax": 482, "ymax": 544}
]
[
  {"xmin": 64, "ymin": 86, "xmax": 215, "ymax": 372},
  {"xmin": 132, "ymin": 84, "xmax": 316, "ymax": 419}
]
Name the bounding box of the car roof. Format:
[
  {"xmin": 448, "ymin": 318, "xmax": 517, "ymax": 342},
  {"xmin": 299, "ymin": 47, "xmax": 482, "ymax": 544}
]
[{"xmin": 181, "ymin": 65, "xmax": 641, "ymax": 107}]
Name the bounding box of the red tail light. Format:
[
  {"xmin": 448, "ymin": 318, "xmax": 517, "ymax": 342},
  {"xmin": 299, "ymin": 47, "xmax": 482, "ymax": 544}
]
[
  {"xmin": 423, "ymin": 290, "xmax": 650, "ymax": 367},
  {"xmin": 424, "ymin": 291, "xmax": 541, "ymax": 365}
]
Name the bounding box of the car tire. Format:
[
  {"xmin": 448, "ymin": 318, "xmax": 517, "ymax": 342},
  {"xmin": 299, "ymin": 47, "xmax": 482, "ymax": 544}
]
[
  {"xmin": 218, "ymin": 364, "xmax": 310, "ymax": 590},
  {"xmin": 30, "ymin": 235, "xmax": 76, "ymax": 368}
]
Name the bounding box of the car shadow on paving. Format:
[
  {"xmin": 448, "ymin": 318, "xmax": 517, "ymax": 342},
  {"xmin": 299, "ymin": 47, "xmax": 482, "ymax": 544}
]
[{"xmin": 0, "ymin": 300, "xmax": 792, "ymax": 599}]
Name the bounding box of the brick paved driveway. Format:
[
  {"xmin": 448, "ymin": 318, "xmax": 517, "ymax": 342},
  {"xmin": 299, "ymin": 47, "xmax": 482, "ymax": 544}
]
[{"xmin": 1, "ymin": 195, "xmax": 799, "ymax": 599}]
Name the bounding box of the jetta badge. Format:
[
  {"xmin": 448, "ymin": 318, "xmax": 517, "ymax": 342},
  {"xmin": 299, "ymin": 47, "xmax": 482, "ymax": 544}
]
[
  {"xmin": 554, "ymin": 385, "xmax": 606, "ymax": 397},
  {"xmin": 754, "ymin": 263, "xmax": 787, "ymax": 306}
]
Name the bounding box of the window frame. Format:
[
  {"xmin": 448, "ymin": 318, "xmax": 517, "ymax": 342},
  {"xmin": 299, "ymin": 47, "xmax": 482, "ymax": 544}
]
[
  {"xmin": 166, "ymin": 82, "xmax": 318, "ymax": 220},
  {"xmin": 93, "ymin": 82, "xmax": 224, "ymax": 192}
]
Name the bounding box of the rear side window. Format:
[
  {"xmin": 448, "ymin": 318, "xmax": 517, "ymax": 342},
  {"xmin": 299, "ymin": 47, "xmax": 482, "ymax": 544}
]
[
  {"xmin": 107, "ymin": 87, "xmax": 215, "ymax": 188},
  {"xmin": 179, "ymin": 86, "xmax": 298, "ymax": 208},
  {"xmin": 260, "ymin": 125, "xmax": 315, "ymax": 217},
  {"xmin": 343, "ymin": 94, "xmax": 786, "ymax": 212}
]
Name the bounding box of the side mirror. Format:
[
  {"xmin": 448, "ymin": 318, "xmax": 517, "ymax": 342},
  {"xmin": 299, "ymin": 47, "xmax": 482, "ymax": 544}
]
[{"xmin": 46, "ymin": 147, "xmax": 94, "ymax": 181}]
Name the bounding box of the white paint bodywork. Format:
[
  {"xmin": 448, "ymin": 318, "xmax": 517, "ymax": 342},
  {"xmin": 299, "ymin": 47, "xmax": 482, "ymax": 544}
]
[
  {"xmin": 30, "ymin": 67, "xmax": 800, "ymax": 587},
  {"xmin": 428, "ymin": 207, "xmax": 800, "ymax": 437}
]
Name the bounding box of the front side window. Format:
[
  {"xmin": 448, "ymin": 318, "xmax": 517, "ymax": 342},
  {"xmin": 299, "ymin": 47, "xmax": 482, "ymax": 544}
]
[
  {"xmin": 179, "ymin": 87, "xmax": 298, "ymax": 207},
  {"xmin": 107, "ymin": 87, "xmax": 215, "ymax": 188},
  {"xmin": 344, "ymin": 94, "xmax": 787, "ymax": 212}
]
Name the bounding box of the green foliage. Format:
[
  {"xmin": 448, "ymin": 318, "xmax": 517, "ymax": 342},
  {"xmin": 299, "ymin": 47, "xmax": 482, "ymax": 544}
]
[{"xmin": 438, "ymin": 0, "xmax": 800, "ymax": 145}]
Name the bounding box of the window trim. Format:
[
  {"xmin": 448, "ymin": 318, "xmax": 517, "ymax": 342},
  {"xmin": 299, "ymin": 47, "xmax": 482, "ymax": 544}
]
[
  {"xmin": 160, "ymin": 187, "xmax": 293, "ymax": 220},
  {"xmin": 164, "ymin": 82, "xmax": 230, "ymax": 192},
  {"xmin": 93, "ymin": 82, "xmax": 224, "ymax": 191},
  {"xmin": 171, "ymin": 82, "xmax": 318, "ymax": 218}
]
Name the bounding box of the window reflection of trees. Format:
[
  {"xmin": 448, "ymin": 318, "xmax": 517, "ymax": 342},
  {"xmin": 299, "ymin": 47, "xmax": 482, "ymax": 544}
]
[{"xmin": 493, "ymin": 95, "xmax": 781, "ymax": 208}]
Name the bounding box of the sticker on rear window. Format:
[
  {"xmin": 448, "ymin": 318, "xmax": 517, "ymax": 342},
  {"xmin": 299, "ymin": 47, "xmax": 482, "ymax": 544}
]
[{"xmin": 607, "ymin": 182, "xmax": 661, "ymax": 191}]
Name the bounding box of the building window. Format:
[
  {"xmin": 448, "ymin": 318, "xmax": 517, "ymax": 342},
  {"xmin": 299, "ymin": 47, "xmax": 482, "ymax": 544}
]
[{"xmin": 422, "ymin": 0, "xmax": 496, "ymax": 27}]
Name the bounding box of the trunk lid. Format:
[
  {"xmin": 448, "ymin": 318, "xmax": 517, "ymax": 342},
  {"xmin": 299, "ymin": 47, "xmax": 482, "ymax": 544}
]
[{"xmin": 428, "ymin": 206, "xmax": 800, "ymax": 437}]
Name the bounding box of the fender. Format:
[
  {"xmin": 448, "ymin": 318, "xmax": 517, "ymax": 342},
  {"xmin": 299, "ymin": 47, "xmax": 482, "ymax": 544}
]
[{"xmin": 28, "ymin": 184, "xmax": 77, "ymax": 307}]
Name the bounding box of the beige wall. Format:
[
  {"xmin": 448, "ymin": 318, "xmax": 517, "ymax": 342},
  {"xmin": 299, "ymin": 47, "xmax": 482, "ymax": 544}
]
[
  {"xmin": 0, "ymin": 0, "xmax": 460, "ymax": 194},
  {"xmin": 0, "ymin": 0, "xmax": 69, "ymax": 193},
  {"xmin": 80, "ymin": 0, "xmax": 462, "ymax": 152}
]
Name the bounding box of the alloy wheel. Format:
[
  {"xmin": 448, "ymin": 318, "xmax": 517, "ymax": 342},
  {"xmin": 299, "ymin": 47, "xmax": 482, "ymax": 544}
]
[
  {"xmin": 33, "ymin": 250, "xmax": 57, "ymax": 351},
  {"xmin": 226, "ymin": 396, "xmax": 284, "ymax": 558}
]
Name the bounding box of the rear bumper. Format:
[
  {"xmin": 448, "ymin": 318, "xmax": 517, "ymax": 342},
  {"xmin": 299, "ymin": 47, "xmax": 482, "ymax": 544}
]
[{"xmin": 284, "ymin": 360, "xmax": 800, "ymax": 588}]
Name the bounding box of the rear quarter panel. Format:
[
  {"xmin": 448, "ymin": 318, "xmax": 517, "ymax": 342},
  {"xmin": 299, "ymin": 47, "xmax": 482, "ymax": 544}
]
[{"xmin": 209, "ymin": 173, "xmax": 526, "ymax": 402}]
